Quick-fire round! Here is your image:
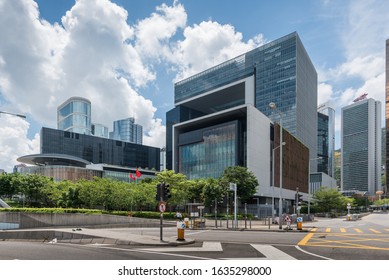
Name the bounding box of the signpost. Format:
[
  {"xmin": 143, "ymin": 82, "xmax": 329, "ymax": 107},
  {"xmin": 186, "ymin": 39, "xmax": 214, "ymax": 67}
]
[{"xmin": 229, "ymin": 183, "xmax": 237, "ymax": 229}]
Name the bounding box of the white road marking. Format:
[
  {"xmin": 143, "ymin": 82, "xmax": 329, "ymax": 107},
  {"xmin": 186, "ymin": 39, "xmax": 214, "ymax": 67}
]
[
  {"xmin": 250, "ymin": 244, "xmax": 296, "ymax": 260},
  {"xmin": 140, "ymin": 241, "xmax": 223, "ymax": 252}
]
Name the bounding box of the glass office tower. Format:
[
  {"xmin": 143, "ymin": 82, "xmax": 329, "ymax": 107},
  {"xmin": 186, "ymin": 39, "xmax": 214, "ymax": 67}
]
[
  {"xmin": 317, "ymin": 104, "xmax": 335, "ymax": 177},
  {"xmin": 341, "ymin": 98, "xmax": 381, "ymax": 195},
  {"xmin": 57, "ymin": 97, "xmax": 92, "ymax": 135},
  {"xmin": 110, "ymin": 117, "xmax": 143, "ymax": 145},
  {"xmin": 170, "ymin": 32, "xmax": 317, "ymax": 171}
]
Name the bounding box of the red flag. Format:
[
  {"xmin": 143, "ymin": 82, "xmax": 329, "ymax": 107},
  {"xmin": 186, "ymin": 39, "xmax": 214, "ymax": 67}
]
[
  {"xmin": 129, "ymin": 173, "xmax": 136, "ymax": 180},
  {"xmin": 136, "ymin": 168, "xmax": 142, "ymax": 178}
]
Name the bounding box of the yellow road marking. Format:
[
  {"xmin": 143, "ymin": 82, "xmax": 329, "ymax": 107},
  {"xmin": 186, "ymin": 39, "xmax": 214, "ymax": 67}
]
[
  {"xmin": 369, "ymin": 228, "xmax": 381, "ymax": 234},
  {"xmin": 310, "ymin": 228, "xmax": 318, "ymax": 232},
  {"xmin": 354, "ymin": 228, "xmax": 363, "ymax": 233},
  {"xmin": 298, "ymin": 233, "xmax": 314, "ymax": 246},
  {"xmin": 340, "ymin": 228, "xmax": 346, "ymax": 233},
  {"xmin": 325, "ymin": 228, "xmax": 331, "ymax": 233}
]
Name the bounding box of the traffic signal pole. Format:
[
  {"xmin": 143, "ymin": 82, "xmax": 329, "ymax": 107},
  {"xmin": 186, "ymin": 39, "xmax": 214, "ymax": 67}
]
[{"xmin": 156, "ymin": 183, "xmax": 170, "ymax": 242}]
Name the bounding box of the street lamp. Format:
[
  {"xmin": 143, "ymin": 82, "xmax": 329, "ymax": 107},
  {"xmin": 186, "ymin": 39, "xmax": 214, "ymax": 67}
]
[
  {"xmin": 269, "ymin": 102, "xmax": 283, "ymax": 229},
  {"xmin": 0, "ymin": 111, "xmax": 26, "ymax": 119}
]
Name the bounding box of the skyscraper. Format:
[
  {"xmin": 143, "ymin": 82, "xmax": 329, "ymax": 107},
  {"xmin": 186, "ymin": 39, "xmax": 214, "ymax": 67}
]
[
  {"xmin": 317, "ymin": 103, "xmax": 335, "ymax": 177},
  {"xmin": 169, "ymin": 32, "xmax": 317, "ymax": 171},
  {"xmin": 385, "ymin": 39, "xmax": 389, "ymax": 196},
  {"xmin": 57, "ymin": 97, "xmax": 92, "ymax": 135},
  {"xmin": 110, "ymin": 117, "xmax": 143, "ymax": 144},
  {"xmin": 342, "ymin": 98, "xmax": 381, "ymax": 195}
]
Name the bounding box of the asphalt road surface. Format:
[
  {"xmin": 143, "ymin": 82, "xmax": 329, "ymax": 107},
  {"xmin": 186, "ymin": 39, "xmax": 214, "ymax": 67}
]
[{"xmin": 0, "ymin": 213, "xmax": 388, "ymax": 260}]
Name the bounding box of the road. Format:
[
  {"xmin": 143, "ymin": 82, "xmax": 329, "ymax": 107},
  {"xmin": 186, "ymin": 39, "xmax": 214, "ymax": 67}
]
[{"xmin": 0, "ymin": 213, "xmax": 388, "ymax": 260}]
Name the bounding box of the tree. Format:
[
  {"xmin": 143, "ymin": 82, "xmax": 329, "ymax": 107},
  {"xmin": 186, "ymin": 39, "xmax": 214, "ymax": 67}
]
[
  {"xmin": 156, "ymin": 170, "xmax": 190, "ymax": 207},
  {"xmin": 313, "ymin": 187, "xmax": 354, "ymax": 213},
  {"xmin": 219, "ymin": 166, "xmax": 258, "ymax": 202},
  {"xmin": 202, "ymin": 178, "xmax": 225, "ymax": 207},
  {"xmin": 15, "ymin": 174, "xmax": 54, "ymax": 207},
  {"xmin": 0, "ymin": 172, "xmax": 21, "ymax": 198}
]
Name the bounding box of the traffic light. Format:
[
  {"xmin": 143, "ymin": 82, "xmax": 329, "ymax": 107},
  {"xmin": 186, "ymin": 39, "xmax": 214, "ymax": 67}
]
[
  {"xmin": 296, "ymin": 193, "xmax": 303, "ymax": 206},
  {"xmin": 156, "ymin": 183, "xmax": 163, "ymax": 201},
  {"xmin": 163, "ymin": 184, "xmax": 171, "ymax": 200}
]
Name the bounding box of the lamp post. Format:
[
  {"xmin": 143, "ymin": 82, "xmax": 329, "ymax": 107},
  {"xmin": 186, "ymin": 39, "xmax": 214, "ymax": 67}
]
[
  {"xmin": 0, "ymin": 111, "xmax": 26, "ymax": 119},
  {"xmin": 269, "ymin": 102, "xmax": 283, "ymax": 229}
]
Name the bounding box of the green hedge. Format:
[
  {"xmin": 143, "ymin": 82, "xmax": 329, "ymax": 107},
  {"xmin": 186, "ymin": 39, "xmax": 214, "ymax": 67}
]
[{"xmin": 0, "ymin": 208, "xmax": 184, "ymax": 219}]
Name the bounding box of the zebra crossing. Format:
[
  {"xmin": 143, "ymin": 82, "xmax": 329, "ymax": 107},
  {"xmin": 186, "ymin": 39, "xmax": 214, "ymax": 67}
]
[
  {"xmin": 310, "ymin": 227, "xmax": 389, "ymax": 234},
  {"xmin": 138, "ymin": 242, "xmax": 296, "ymax": 260}
]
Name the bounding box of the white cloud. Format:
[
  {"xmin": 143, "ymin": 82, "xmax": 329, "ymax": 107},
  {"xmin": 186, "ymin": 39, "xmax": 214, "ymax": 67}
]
[
  {"xmin": 1, "ymin": 0, "xmax": 268, "ymax": 172},
  {"xmin": 0, "ymin": 115, "xmax": 39, "ymax": 172},
  {"xmin": 172, "ymin": 21, "xmax": 267, "ymax": 81},
  {"xmin": 328, "ymin": 55, "xmax": 384, "ymax": 82},
  {"xmin": 134, "ymin": 1, "xmax": 187, "ymax": 60},
  {"xmin": 318, "ymin": 82, "xmax": 334, "ymax": 105}
]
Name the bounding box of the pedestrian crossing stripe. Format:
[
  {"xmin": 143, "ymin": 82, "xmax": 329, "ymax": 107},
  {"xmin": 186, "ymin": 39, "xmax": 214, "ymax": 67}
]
[
  {"xmin": 140, "ymin": 242, "xmax": 296, "ymax": 260},
  {"xmin": 310, "ymin": 228, "xmax": 389, "ymax": 234}
]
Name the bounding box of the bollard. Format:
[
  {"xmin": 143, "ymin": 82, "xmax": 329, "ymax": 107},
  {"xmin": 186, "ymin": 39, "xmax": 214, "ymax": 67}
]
[
  {"xmin": 297, "ymin": 216, "xmax": 303, "ymax": 230},
  {"xmin": 177, "ymin": 222, "xmax": 185, "ymax": 241},
  {"xmin": 184, "ymin": 217, "xmax": 189, "ymax": 229}
]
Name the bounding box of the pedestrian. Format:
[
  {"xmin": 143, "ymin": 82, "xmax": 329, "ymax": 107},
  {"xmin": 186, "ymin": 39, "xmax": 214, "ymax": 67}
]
[{"xmin": 284, "ymin": 214, "xmax": 291, "ymax": 230}]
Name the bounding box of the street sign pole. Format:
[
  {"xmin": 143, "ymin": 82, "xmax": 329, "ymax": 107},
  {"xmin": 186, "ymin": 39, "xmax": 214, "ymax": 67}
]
[{"xmin": 229, "ymin": 183, "xmax": 237, "ymax": 229}]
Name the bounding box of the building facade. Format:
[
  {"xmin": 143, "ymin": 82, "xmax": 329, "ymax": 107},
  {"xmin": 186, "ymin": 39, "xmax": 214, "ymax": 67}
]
[
  {"xmin": 317, "ymin": 103, "xmax": 335, "ymax": 177},
  {"xmin": 341, "ymin": 98, "xmax": 382, "ymax": 195},
  {"xmin": 166, "ymin": 34, "xmax": 312, "ymax": 210},
  {"xmin": 57, "ymin": 97, "xmax": 92, "ymax": 135},
  {"xmin": 40, "ymin": 127, "xmax": 159, "ymax": 170},
  {"xmin": 384, "ymin": 39, "xmax": 389, "ymax": 196},
  {"xmin": 170, "ymin": 32, "xmax": 317, "ymax": 171},
  {"xmin": 92, "ymin": 123, "xmax": 109, "ymax": 138},
  {"xmin": 110, "ymin": 117, "xmax": 143, "ymax": 144}
]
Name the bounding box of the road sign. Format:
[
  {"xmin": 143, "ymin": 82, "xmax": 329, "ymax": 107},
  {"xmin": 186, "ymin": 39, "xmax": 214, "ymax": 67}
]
[
  {"xmin": 297, "ymin": 217, "xmax": 303, "ymax": 223},
  {"xmin": 198, "ymin": 206, "xmax": 205, "ymax": 210},
  {"xmin": 347, "ymin": 203, "xmax": 351, "ymax": 210},
  {"xmin": 229, "ymin": 182, "xmax": 237, "ymax": 191},
  {"xmin": 158, "ymin": 201, "xmax": 166, "ymax": 213}
]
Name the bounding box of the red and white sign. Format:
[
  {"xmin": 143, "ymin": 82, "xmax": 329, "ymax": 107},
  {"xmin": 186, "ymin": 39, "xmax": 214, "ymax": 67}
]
[{"xmin": 158, "ymin": 202, "xmax": 166, "ymax": 213}]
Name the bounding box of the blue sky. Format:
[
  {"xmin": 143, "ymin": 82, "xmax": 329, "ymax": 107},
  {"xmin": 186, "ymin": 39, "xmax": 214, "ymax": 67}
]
[{"xmin": 1, "ymin": 0, "xmax": 388, "ymax": 172}]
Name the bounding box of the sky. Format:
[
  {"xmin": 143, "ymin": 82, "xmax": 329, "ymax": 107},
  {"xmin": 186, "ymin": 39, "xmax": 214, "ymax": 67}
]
[{"xmin": 0, "ymin": 0, "xmax": 389, "ymax": 172}]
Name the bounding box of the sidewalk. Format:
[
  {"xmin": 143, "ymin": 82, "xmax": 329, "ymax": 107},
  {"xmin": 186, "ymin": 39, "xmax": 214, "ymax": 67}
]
[
  {"xmin": 0, "ymin": 227, "xmax": 195, "ymax": 246},
  {"xmin": 0, "ymin": 219, "xmax": 314, "ymax": 247},
  {"xmin": 202, "ymin": 218, "xmax": 315, "ymax": 232}
]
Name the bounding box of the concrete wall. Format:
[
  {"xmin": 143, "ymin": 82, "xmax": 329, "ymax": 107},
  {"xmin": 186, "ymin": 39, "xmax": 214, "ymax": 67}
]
[{"xmin": 0, "ymin": 212, "xmax": 162, "ymax": 229}]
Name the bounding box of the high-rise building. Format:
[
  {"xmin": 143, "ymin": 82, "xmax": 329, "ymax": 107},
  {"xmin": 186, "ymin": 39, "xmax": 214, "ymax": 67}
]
[
  {"xmin": 341, "ymin": 98, "xmax": 381, "ymax": 195},
  {"xmin": 317, "ymin": 103, "xmax": 335, "ymax": 177},
  {"xmin": 170, "ymin": 32, "xmax": 317, "ymax": 171},
  {"xmin": 57, "ymin": 97, "xmax": 92, "ymax": 135},
  {"xmin": 166, "ymin": 32, "xmax": 313, "ymax": 212},
  {"xmin": 385, "ymin": 39, "xmax": 389, "ymax": 196},
  {"xmin": 110, "ymin": 117, "xmax": 143, "ymax": 144},
  {"xmin": 92, "ymin": 123, "xmax": 109, "ymax": 138}
]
